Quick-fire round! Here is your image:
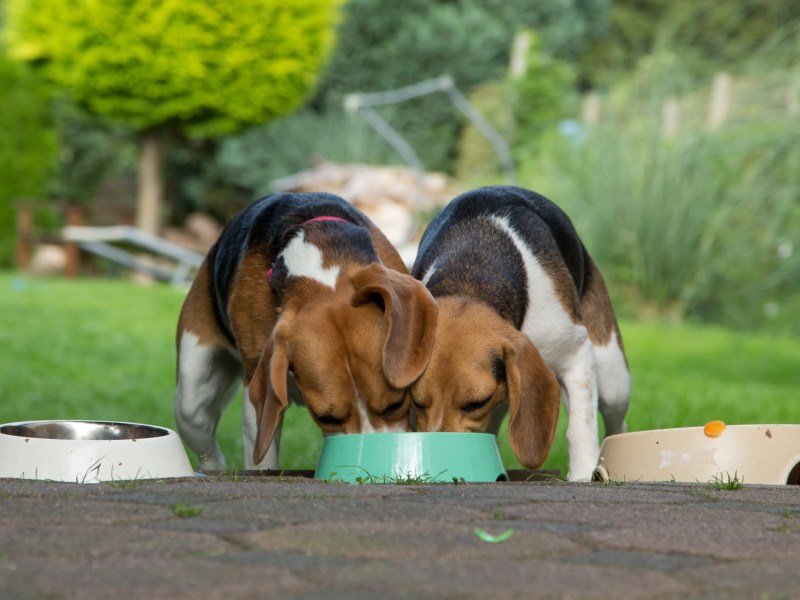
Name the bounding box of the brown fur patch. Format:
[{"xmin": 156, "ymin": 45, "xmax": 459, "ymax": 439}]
[
  {"xmin": 176, "ymin": 260, "xmax": 233, "ymax": 373},
  {"xmin": 580, "ymin": 257, "xmax": 625, "ymax": 358},
  {"xmin": 227, "ymin": 252, "xmax": 277, "ymax": 379},
  {"xmin": 539, "ymin": 254, "xmax": 582, "ymax": 324},
  {"xmin": 410, "ymin": 298, "xmax": 560, "ymax": 467},
  {"xmin": 367, "ymin": 223, "xmax": 409, "ymax": 273}
]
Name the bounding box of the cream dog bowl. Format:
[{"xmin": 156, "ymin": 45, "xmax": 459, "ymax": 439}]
[
  {"xmin": 594, "ymin": 423, "xmax": 800, "ymax": 485},
  {"xmin": 315, "ymin": 432, "xmax": 509, "ymax": 483},
  {"xmin": 0, "ymin": 420, "xmax": 195, "ymax": 482}
]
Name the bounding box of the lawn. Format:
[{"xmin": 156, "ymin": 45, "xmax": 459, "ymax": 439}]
[{"xmin": 2, "ymin": 272, "xmax": 798, "ymax": 476}]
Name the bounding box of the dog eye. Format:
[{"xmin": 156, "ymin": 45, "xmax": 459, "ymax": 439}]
[
  {"xmin": 409, "ymin": 395, "xmax": 426, "ymax": 410},
  {"xmin": 314, "ymin": 413, "xmax": 343, "ymax": 426},
  {"xmin": 461, "ymin": 395, "xmax": 493, "ymax": 413},
  {"xmin": 381, "ymin": 396, "xmax": 406, "ymax": 416}
]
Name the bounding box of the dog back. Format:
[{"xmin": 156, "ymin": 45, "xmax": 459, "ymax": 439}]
[
  {"xmin": 413, "ymin": 185, "xmax": 588, "ymax": 327},
  {"xmin": 210, "ymin": 192, "xmax": 394, "ymax": 343}
]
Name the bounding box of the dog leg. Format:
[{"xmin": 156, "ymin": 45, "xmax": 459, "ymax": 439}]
[
  {"xmin": 175, "ymin": 331, "xmax": 242, "ymax": 471},
  {"xmin": 593, "ymin": 330, "xmax": 631, "ymax": 437},
  {"xmin": 242, "ymin": 385, "xmax": 282, "ymax": 470},
  {"xmin": 558, "ymin": 338, "xmax": 601, "ymax": 482},
  {"xmin": 579, "ymin": 258, "xmax": 631, "ymax": 439}
]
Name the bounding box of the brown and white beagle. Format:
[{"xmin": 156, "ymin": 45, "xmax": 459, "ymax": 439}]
[
  {"xmin": 175, "ymin": 192, "xmax": 437, "ymax": 470},
  {"xmin": 410, "ymin": 186, "xmax": 630, "ymax": 481}
]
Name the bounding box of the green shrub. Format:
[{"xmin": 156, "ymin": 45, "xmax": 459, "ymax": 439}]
[
  {"xmin": 456, "ymin": 29, "xmax": 577, "ymax": 181},
  {"xmin": 512, "ymin": 30, "xmax": 577, "ymax": 152},
  {"xmin": 520, "ymin": 118, "xmax": 800, "ymax": 331},
  {"xmin": 0, "ymin": 56, "xmax": 56, "ymax": 267},
  {"xmin": 5, "ymin": 0, "xmax": 343, "ymax": 231},
  {"xmin": 454, "ymin": 80, "xmax": 517, "ymax": 181},
  {"xmin": 46, "ymin": 100, "xmax": 138, "ymax": 204},
  {"xmin": 314, "ymin": 0, "xmax": 608, "ymax": 172},
  {"xmin": 5, "ymin": 0, "xmax": 343, "ymax": 137}
]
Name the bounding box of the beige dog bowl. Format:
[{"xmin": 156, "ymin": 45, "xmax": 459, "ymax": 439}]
[
  {"xmin": 594, "ymin": 424, "xmax": 800, "ymax": 485},
  {"xmin": 0, "ymin": 420, "xmax": 195, "ymax": 483}
]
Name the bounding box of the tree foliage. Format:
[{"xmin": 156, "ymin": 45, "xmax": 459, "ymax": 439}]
[
  {"xmin": 45, "ymin": 101, "xmax": 138, "ymax": 204},
  {"xmin": 512, "ymin": 31, "xmax": 576, "ymax": 148},
  {"xmin": 311, "ymin": 0, "xmax": 608, "ymax": 171},
  {"xmin": 4, "ymin": 0, "xmax": 342, "ymax": 233},
  {"xmin": 0, "ymin": 55, "xmax": 56, "ymax": 266},
  {"xmin": 586, "ymin": 0, "xmax": 800, "ymax": 86},
  {"xmin": 5, "ymin": 0, "xmax": 342, "ymax": 136}
]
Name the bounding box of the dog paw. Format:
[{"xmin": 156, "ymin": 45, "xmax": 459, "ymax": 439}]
[
  {"xmin": 197, "ymin": 456, "xmax": 226, "ymax": 472},
  {"xmin": 566, "ymin": 459, "xmax": 599, "ymax": 482}
]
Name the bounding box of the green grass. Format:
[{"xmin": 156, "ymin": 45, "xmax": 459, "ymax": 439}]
[
  {"xmin": 170, "ymin": 503, "xmax": 203, "ymax": 518},
  {"xmin": 2, "ymin": 273, "xmax": 799, "ymax": 476},
  {"xmin": 709, "ymin": 471, "xmax": 744, "ymax": 491}
]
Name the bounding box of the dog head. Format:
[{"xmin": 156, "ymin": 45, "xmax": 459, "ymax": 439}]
[
  {"xmin": 248, "ymin": 262, "xmax": 438, "ymax": 464},
  {"xmin": 408, "ymin": 298, "xmax": 561, "ymax": 469}
]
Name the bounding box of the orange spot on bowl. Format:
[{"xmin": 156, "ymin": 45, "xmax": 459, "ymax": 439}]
[{"xmin": 704, "ymin": 420, "xmax": 726, "ymax": 437}]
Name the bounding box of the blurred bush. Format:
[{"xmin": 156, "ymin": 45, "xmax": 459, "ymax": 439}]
[
  {"xmin": 5, "ymin": 0, "xmax": 343, "ymax": 137},
  {"xmin": 312, "ymin": 0, "xmax": 608, "ymax": 172},
  {"xmin": 509, "ymin": 6, "xmax": 800, "ymax": 331},
  {"xmin": 585, "ymin": 1, "xmax": 800, "ymax": 87},
  {"xmin": 47, "ymin": 101, "xmax": 138, "ymax": 204},
  {"xmin": 511, "ymin": 31, "xmax": 577, "ymax": 153},
  {"xmin": 455, "ymin": 29, "xmax": 577, "ymax": 182},
  {"xmin": 453, "ymin": 80, "xmax": 516, "ymax": 182},
  {"xmin": 0, "ymin": 56, "xmax": 56, "ymax": 267},
  {"xmin": 5, "ymin": 0, "xmax": 343, "ymax": 231},
  {"xmin": 519, "ymin": 117, "xmax": 800, "ymax": 331},
  {"xmin": 2, "ymin": 0, "xmax": 609, "ymax": 227}
]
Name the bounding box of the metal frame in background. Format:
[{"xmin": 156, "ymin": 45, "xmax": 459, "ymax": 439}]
[{"xmin": 343, "ymin": 75, "xmax": 516, "ymax": 207}]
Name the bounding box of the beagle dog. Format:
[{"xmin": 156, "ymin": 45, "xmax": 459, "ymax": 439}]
[
  {"xmin": 410, "ymin": 185, "xmax": 630, "ymax": 481},
  {"xmin": 175, "ymin": 192, "xmax": 437, "ymax": 471}
]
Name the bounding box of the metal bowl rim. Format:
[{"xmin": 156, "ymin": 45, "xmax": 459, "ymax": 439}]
[{"xmin": 0, "ymin": 420, "xmax": 173, "ymax": 441}]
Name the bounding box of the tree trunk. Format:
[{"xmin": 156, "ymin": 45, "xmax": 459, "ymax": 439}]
[{"xmin": 136, "ymin": 128, "xmax": 164, "ymax": 234}]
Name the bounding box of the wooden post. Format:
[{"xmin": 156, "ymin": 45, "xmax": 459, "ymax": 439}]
[
  {"xmin": 509, "ymin": 31, "xmax": 531, "ymax": 81},
  {"xmin": 65, "ymin": 204, "xmax": 82, "ymax": 278},
  {"xmin": 582, "ymin": 92, "xmax": 601, "ymax": 126},
  {"xmin": 15, "ymin": 203, "xmax": 32, "ymax": 270},
  {"xmin": 709, "ymin": 72, "xmax": 732, "ymax": 129},
  {"xmin": 661, "ymin": 96, "xmax": 679, "ymax": 138},
  {"xmin": 786, "ymin": 79, "xmax": 798, "ymax": 117},
  {"xmin": 136, "ymin": 128, "xmax": 164, "ymax": 234}
]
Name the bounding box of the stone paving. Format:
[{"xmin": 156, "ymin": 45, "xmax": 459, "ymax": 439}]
[{"xmin": 1, "ymin": 475, "xmax": 799, "ymax": 599}]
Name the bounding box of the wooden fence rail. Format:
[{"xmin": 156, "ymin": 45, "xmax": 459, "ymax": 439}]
[
  {"xmin": 581, "ymin": 70, "xmax": 799, "ymax": 135},
  {"xmin": 15, "ymin": 202, "xmax": 83, "ymax": 278}
]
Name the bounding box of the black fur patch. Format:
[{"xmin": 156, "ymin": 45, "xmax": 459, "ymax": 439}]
[
  {"xmin": 412, "ymin": 185, "xmax": 586, "ymax": 327},
  {"xmin": 491, "ymin": 355, "xmax": 506, "ymax": 384}
]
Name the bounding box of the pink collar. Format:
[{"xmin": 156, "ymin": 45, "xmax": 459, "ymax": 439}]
[
  {"xmin": 302, "ymin": 215, "xmax": 349, "ymax": 226},
  {"xmin": 266, "ymin": 215, "xmax": 350, "ymax": 282}
]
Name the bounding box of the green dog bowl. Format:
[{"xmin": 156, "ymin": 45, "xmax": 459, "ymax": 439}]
[{"xmin": 314, "ymin": 432, "xmax": 508, "ymax": 483}]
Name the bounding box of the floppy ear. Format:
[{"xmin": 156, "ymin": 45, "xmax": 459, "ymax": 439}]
[
  {"xmin": 504, "ymin": 330, "xmax": 561, "ymax": 469},
  {"xmin": 248, "ymin": 328, "xmax": 290, "ymax": 465},
  {"xmin": 350, "ymin": 263, "xmax": 438, "ymax": 388}
]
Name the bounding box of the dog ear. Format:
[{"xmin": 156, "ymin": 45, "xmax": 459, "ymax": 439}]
[
  {"xmin": 350, "ymin": 263, "xmax": 438, "ymax": 388},
  {"xmin": 248, "ymin": 327, "xmax": 290, "ymax": 465},
  {"xmin": 504, "ymin": 330, "xmax": 561, "ymax": 469}
]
